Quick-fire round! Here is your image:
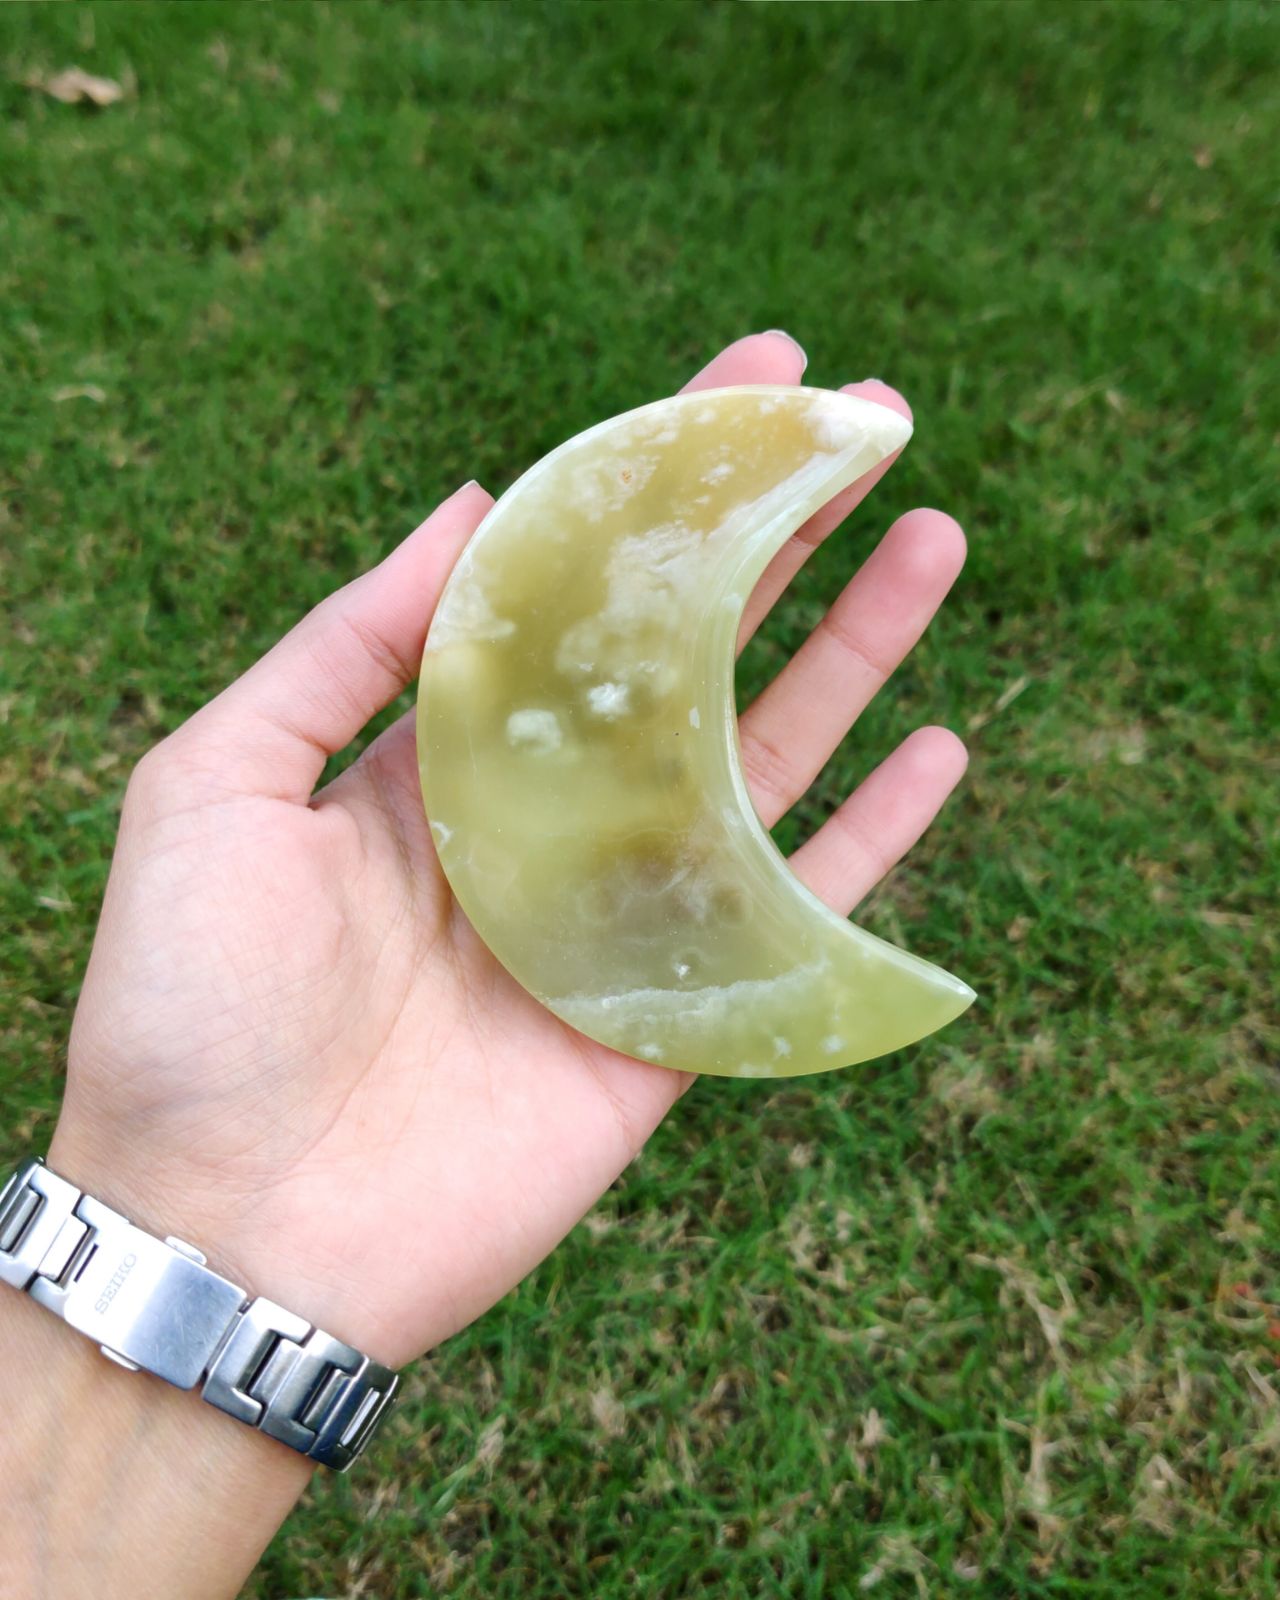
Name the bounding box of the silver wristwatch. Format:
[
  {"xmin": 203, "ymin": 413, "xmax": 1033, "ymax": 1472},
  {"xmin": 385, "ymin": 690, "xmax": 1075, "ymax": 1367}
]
[{"xmin": 0, "ymin": 1157, "xmax": 399, "ymax": 1471}]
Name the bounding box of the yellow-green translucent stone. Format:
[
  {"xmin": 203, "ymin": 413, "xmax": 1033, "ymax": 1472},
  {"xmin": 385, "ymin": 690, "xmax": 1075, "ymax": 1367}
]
[{"xmin": 418, "ymin": 386, "xmax": 974, "ymax": 1077}]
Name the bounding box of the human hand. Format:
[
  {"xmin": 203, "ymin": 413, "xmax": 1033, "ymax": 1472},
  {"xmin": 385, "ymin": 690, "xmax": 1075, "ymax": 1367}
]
[{"xmin": 51, "ymin": 333, "xmax": 969, "ymax": 1371}]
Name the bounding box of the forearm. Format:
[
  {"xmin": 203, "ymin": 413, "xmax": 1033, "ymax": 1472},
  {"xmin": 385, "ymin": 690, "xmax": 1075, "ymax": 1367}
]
[{"xmin": 0, "ymin": 1285, "xmax": 312, "ymax": 1600}]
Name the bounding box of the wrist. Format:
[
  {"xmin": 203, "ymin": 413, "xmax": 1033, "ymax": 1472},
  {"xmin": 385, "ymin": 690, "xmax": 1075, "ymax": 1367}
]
[
  {"xmin": 0, "ymin": 1279, "xmax": 311, "ymax": 1600},
  {"xmin": 46, "ymin": 1110, "xmax": 405, "ymax": 1367}
]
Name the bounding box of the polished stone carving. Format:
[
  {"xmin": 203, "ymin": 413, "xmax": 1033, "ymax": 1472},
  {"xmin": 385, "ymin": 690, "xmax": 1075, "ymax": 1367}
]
[{"xmin": 418, "ymin": 387, "xmax": 973, "ymax": 1076}]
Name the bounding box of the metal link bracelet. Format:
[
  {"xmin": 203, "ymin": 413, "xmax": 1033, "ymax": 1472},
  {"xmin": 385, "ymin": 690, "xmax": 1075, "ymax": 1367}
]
[{"xmin": 0, "ymin": 1157, "xmax": 399, "ymax": 1471}]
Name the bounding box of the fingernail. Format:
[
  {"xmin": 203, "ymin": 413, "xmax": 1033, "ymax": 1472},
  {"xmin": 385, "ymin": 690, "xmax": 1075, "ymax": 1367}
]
[
  {"xmin": 763, "ymin": 329, "xmax": 808, "ymax": 373},
  {"xmin": 862, "ymin": 376, "xmax": 884, "ymax": 384}
]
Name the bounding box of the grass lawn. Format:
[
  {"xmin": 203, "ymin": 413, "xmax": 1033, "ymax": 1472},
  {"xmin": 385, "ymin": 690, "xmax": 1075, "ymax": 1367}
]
[{"xmin": 2, "ymin": 2, "xmax": 1277, "ymax": 1595}]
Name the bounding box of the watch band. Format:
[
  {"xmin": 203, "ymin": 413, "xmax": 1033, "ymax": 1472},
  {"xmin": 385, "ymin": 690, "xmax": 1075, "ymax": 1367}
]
[{"xmin": 0, "ymin": 1157, "xmax": 399, "ymax": 1471}]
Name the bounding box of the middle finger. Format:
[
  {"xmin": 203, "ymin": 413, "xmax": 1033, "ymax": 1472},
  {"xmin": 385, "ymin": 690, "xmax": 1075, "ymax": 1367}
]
[{"xmin": 737, "ymin": 507, "xmax": 967, "ymax": 828}]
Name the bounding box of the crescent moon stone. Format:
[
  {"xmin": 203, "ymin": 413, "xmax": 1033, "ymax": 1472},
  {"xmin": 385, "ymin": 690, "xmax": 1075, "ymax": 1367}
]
[{"xmin": 417, "ymin": 386, "xmax": 974, "ymax": 1077}]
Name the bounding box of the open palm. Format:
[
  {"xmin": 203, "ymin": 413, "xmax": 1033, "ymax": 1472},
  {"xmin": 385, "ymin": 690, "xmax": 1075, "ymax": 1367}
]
[{"xmin": 53, "ymin": 335, "xmax": 968, "ymax": 1368}]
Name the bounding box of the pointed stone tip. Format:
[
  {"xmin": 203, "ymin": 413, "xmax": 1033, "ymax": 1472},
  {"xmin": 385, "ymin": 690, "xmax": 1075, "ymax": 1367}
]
[
  {"xmin": 903, "ymin": 961, "xmax": 976, "ymax": 1045},
  {"xmin": 802, "ymin": 387, "xmax": 913, "ymax": 465},
  {"xmin": 872, "ymin": 402, "xmax": 914, "ymax": 454},
  {"xmin": 893, "ymin": 974, "xmax": 975, "ymax": 1060},
  {"xmin": 939, "ymin": 973, "xmax": 977, "ymax": 1025},
  {"xmin": 936, "ymin": 960, "xmax": 976, "ymax": 998}
]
